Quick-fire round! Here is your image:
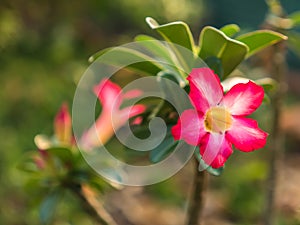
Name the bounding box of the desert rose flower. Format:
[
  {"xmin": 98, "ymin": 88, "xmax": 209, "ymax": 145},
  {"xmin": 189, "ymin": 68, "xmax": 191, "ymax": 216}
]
[
  {"xmin": 172, "ymin": 68, "xmax": 268, "ymax": 168},
  {"xmin": 81, "ymin": 79, "xmax": 145, "ymax": 150}
]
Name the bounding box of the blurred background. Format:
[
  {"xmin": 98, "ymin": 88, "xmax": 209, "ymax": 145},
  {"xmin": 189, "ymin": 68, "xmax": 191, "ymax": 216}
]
[{"xmin": 1, "ymin": 0, "xmax": 300, "ymax": 224}]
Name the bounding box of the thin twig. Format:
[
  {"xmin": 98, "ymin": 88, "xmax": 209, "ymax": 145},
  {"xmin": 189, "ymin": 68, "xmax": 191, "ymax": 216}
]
[
  {"xmin": 186, "ymin": 157, "xmax": 208, "ymax": 225},
  {"xmin": 69, "ymin": 183, "xmax": 118, "ymax": 225}
]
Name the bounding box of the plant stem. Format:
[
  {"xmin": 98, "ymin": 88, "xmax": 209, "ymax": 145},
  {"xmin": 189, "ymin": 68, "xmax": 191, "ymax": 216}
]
[
  {"xmin": 263, "ymin": 41, "xmax": 287, "ymax": 225},
  {"xmin": 186, "ymin": 157, "xmax": 208, "ymax": 225},
  {"xmin": 69, "ymin": 183, "xmax": 118, "ymax": 225}
]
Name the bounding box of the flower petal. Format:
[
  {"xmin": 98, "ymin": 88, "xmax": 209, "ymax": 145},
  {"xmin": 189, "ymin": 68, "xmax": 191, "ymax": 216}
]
[
  {"xmin": 54, "ymin": 103, "xmax": 72, "ymax": 143},
  {"xmin": 123, "ymin": 89, "xmax": 143, "ymax": 99},
  {"xmin": 187, "ymin": 68, "xmax": 223, "ymax": 113},
  {"xmin": 226, "ymin": 117, "xmax": 268, "ymax": 152},
  {"xmin": 119, "ymin": 105, "xmax": 146, "ymax": 122},
  {"xmin": 171, "ymin": 109, "xmax": 206, "ymax": 146},
  {"xmin": 93, "ymin": 79, "xmax": 122, "ymax": 110},
  {"xmin": 221, "ymin": 81, "xmax": 264, "ymax": 116},
  {"xmin": 200, "ymin": 133, "xmax": 233, "ymax": 168}
]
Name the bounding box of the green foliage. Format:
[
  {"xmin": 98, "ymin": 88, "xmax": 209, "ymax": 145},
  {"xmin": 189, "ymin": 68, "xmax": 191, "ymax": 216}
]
[
  {"xmin": 134, "ymin": 35, "xmax": 187, "ymax": 84},
  {"xmin": 150, "ymin": 135, "xmax": 177, "ymax": 163},
  {"xmin": 236, "ymin": 30, "xmax": 287, "ymax": 57},
  {"xmin": 220, "ymin": 24, "xmax": 240, "ymax": 37},
  {"xmin": 204, "ymin": 56, "xmax": 224, "ymax": 78},
  {"xmin": 89, "ymin": 47, "xmax": 163, "ymax": 76},
  {"xmin": 255, "ymin": 77, "xmax": 278, "ymax": 93},
  {"xmin": 288, "ymin": 11, "xmax": 300, "ymax": 28},
  {"xmin": 287, "ymin": 31, "xmax": 300, "ymax": 57},
  {"xmin": 220, "ymin": 160, "xmax": 267, "ymax": 222},
  {"xmin": 198, "ymin": 26, "xmax": 248, "ymax": 78},
  {"xmin": 194, "ymin": 148, "xmax": 224, "ymax": 176},
  {"xmin": 146, "ymin": 17, "xmax": 195, "ymax": 53},
  {"xmin": 40, "ymin": 190, "xmax": 62, "ymax": 225}
]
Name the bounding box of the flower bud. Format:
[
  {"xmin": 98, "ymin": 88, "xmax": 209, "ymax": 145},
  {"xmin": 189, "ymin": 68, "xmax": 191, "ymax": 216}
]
[{"xmin": 54, "ymin": 103, "xmax": 72, "ymax": 144}]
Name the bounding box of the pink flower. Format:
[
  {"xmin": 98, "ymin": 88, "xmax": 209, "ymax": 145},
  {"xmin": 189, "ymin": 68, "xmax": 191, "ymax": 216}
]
[
  {"xmin": 81, "ymin": 79, "xmax": 145, "ymax": 150},
  {"xmin": 172, "ymin": 68, "xmax": 268, "ymax": 168},
  {"xmin": 54, "ymin": 103, "xmax": 72, "ymax": 144},
  {"xmin": 33, "ymin": 149, "xmax": 49, "ymax": 170}
]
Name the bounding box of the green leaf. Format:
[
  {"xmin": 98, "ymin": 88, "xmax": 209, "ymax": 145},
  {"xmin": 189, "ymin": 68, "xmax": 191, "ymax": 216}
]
[
  {"xmin": 146, "ymin": 17, "xmax": 196, "ymax": 72},
  {"xmin": 288, "ymin": 11, "xmax": 300, "ymax": 28},
  {"xmin": 198, "ymin": 26, "xmax": 248, "ymax": 78},
  {"xmin": 134, "ymin": 35, "xmax": 174, "ymax": 62},
  {"xmin": 89, "ymin": 46, "xmax": 163, "ymax": 76},
  {"xmin": 194, "ymin": 151, "xmax": 224, "ymax": 176},
  {"xmin": 17, "ymin": 151, "xmax": 42, "ymax": 173},
  {"xmin": 40, "ymin": 190, "xmax": 62, "ymax": 225},
  {"xmin": 220, "ymin": 24, "xmax": 240, "ymax": 37},
  {"xmin": 236, "ymin": 30, "xmax": 287, "ymax": 57},
  {"xmin": 134, "ymin": 35, "xmax": 186, "ymax": 84},
  {"xmin": 204, "ymin": 56, "xmax": 224, "ymax": 78},
  {"xmin": 262, "ymin": 93, "xmax": 271, "ymax": 104},
  {"xmin": 150, "ymin": 135, "xmax": 177, "ymax": 163},
  {"xmin": 255, "ymin": 77, "xmax": 278, "ymax": 93},
  {"xmin": 45, "ymin": 147, "xmax": 73, "ymax": 164},
  {"xmin": 157, "ymin": 71, "xmax": 192, "ymax": 110},
  {"xmin": 146, "ymin": 17, "xmax": 195, "ymax": 52},
  {"xmin": 287, "ymin": 31, "xmax": 300, "ymax": 57}
]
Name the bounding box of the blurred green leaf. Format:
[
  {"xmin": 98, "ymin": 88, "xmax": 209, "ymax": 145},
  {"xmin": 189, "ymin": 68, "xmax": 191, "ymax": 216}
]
[
  {"xmin": 287, "ymin": 31, "xmax": 300, "ymax": 57},
  {"xmin": 236, "ymin": 30, "xmax": 287, "ymax": 57},
  {"xmin": 198, "ymin": 26, "xmax": 248, "ymax": 78},
  {"xmin": 150, "ymin": 135, "xmax": 177, "ymax": 163},
  {"xmin": 220, "ymin": 24, "xmax": 240, "ymax": 37},
  {"xmin": 288, "ymin": 11, "xmax": 300, "ymax": 28},
  {"xmin": 46, "ymin": 147, "xmax": 73, "ymax": 164},
  {"xmin": 262, "ymin": 93, "xmax": 271, "ymax": 104},
  {"xmin": 89, "ymin": 46, "xmax": 163, "ymax": 76},
  {"xmin": 17, "ymin": 151, "xmax": 42, "ymax": 173},
  {"xmin": 40, "ymin": 190, "xmax": 62, "ymax": 225},
  {"xmin": 255, "ymin": 77, "xmax": 278, "ymax": 92}
]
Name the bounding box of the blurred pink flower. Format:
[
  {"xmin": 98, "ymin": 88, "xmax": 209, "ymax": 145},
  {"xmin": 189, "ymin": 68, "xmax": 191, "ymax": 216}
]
[
  {"xmin": 33, "ymin": 149, "xmax": 49, "ymax": 170},
  {"xmin": 54, "ymin": 103, "xmax": 72, "ymax": 144},
  {"xmin": 172, "ymin": 68, "xmax": 268, "ymax": 168},
  {"xmin": 81, "ymin": 79, "xmax": 145, "ymax": 150}
]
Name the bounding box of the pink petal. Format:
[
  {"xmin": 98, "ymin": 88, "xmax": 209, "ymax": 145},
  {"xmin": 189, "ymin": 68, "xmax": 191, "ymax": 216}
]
[
  {"xmin": 187, "ymin": 68, "xmax": 223, "ymax": 113},
  {"xmin": 80, "ymin": 109, "xmax": 115, "ymax": 150},
  {"xmin": 221, "ymin": 81, "xmax": 264, "ymax": 116},
  {"xmin": 200, "ymin": 133, "xmax": 233, "ymax": 168},
  {"xmin": 54, "ymin": 103, "xmax": 72, "ymax": 143},
  {"xmin": 93, "ymin": 79, "xmax": 122, "ymax": 110},
  {"xmin": 226, "ymin": 117, "xmax": 268, "ymax": 152},
  {"xmin": 131, "ymin": 116, "xmax": 143, "ymax": 125},
  {"xmin": 123, "ymin": 89, "xmax": 143, "ymax": 99},
  {"xmin": 171, "ymin": 109, "xmax": 206, "ymax": 146},
  {"xmin": 119, "ymin": 105, "xmax": 146, "ymax": 122}
]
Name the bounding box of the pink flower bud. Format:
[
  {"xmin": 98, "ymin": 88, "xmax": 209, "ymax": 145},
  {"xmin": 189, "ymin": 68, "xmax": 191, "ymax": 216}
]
[{"xmin": 54, "ymin": 103, "xmax": 72, "ymax": 144}]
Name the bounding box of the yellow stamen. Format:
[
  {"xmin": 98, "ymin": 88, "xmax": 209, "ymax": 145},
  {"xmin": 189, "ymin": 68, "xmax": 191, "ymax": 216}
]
[{"xmin": 204, "ymin": 107, "xmax": 232, "ymax": 133}]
